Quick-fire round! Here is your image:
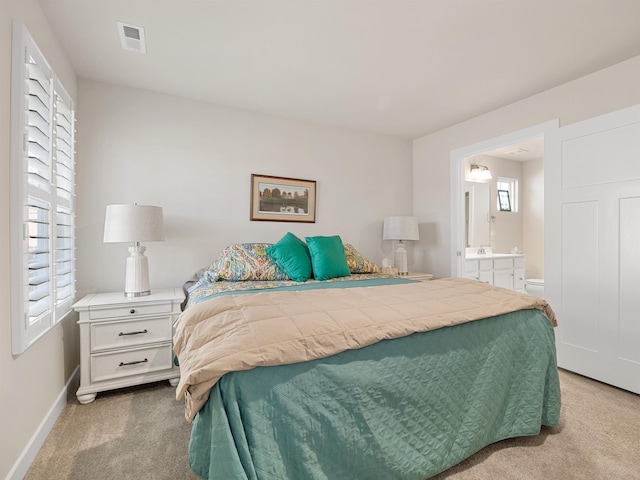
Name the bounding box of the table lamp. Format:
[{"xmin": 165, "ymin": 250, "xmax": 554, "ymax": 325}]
[
  {"xmin": 383, "ymin": 216, "xmax": 419, "ymax": 275},
  {"xmin": 103, "ymin": 204, "xmax": 164, "ymax": 297}
]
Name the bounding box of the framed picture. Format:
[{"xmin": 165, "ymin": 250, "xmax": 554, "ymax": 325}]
[
  {"xmin": 498, "ymin": 189, "xmax": 511, "ymax": 212},
  {"xmin": 250, "ymin": 174, "xmax": 316, "ymax": 223}
]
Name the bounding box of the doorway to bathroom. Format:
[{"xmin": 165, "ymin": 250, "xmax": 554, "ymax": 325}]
[{"xmin": 449, "ymin": 120, "xmax": 558, "ymax": 281}]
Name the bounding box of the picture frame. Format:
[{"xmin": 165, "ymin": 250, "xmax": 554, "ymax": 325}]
[
  {"xmin": 498, "ymin": 189, "xmax": 511, "ymax": 212},
  {"xmin": 250, "ymin": 174, "xmax": 316, "ymax": 223}
]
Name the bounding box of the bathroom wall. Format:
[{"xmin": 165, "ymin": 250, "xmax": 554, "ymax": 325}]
[
  {"xmin": 465, "ymin": 153, "xmax": 544, "ymax": 278},
  {"xmin": 522, "ymin": 157, "xmax": 544, "ymax": 278},
  {"xmin": 465, "ymin": 155, "xmax": 544, "ymax": 278},
  {"xmin": 465, "ymin": 154, "xmax": 523, "ymax": 254}
]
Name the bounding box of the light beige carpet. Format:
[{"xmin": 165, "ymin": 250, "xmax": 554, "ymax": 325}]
[
  {"xmin": 25, "ymin": 369, "xmax": 639, "ymax": 480},
  {"xmin": 432, "ymin": 369, "xmax": 640, "ymax": 480},
  {"xmin": 25, "ymin": 381, "xmax": 199, "ymax": 480}
]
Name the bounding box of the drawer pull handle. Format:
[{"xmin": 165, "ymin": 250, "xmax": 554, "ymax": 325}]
[
  {"xmin": 118, "ymin": 329, "xmax": 148, "ymax": 336},
  {"xmin": 130, "ymin": 309, "xmax": 136, "ymax": 314},
  {"xmin": 119, "ymin": 358, "xmax": 148, "ymax": 367}
]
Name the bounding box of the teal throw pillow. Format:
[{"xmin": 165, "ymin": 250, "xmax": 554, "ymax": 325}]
[
  {"xmin": 305, "ymin": 235, "xmax": 351, "ymax": 281},
  {"xmin": 265, "ymin": 232, "xmax": 312, "ymax": 282}
]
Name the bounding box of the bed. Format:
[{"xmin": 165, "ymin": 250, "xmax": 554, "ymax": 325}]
[{"xmin": 174, "ymin": 236, "xmax": 560, "ymax": 480}]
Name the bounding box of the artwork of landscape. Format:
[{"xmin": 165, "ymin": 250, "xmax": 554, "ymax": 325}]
[
  {"xmin": 250, "ymin": 174, "xmax": 316, "ymax": 223},
  {"xmin": 258, "ymin": 182, "xmax": 309, "ymax": 215}
]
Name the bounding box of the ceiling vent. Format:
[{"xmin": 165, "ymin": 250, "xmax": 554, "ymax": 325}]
[
  {"xmin": 506, "ymin": 148, "xmax": 529, "ymax": 156},
  {"xmin": 117, "ymin": 21, "xmax": 147, "ymax": 54}
]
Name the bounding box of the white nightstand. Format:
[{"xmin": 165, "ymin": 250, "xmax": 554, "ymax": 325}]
[
  {"xmin": 400, "ymin": 272, "xmax": 434, "ymax": 281},
  {"xmin": 73, "ymin": 288, "xmax": 185, "ymax": 404}
]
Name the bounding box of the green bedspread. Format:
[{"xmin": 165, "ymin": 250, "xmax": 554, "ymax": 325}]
[{"xmin": 189, "ymin": 308, "xmax": 560, "ymax": 479}]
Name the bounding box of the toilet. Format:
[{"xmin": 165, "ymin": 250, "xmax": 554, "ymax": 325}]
[{"xmin": 525, "ymin": 278, "xmax": 544, "ymax": 299}]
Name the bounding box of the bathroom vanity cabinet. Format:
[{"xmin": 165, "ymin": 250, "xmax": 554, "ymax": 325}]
[{"xmin": 464, "ymin": 254, "xmax": 525, "ymax": 292}]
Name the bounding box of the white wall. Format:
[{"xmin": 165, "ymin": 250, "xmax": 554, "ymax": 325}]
[
  {"xmin": 522, "ymin": 157, "xmax": 544, "ymax": 279},
  {"xmin": 75, "ymin": 81, "xmax": 414, "ymax": 296},
  {"xmin": 0, "ymin": 1, "xmax": 78, "ymax": 478},
  {"xmin": 413, "ymin": 55, "xmax": 640, "ymax": 277}
]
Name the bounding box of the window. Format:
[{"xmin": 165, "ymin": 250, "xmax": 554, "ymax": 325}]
[
  {"xmin": 11, "ymin": 22, "xmax": 75, "ymax": 355},
  {"xmin": 496, "ymin": 177, "xmax": 518, "ymax": 213},
  {"xmin": 497, "ymin": 189, "xmax": 511, "ymax": 211}
]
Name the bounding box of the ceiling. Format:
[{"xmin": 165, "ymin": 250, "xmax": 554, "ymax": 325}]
[
  {"xmin": 483, "ymin": 137, "xmax": 544, "ymax": 162},
  {"xmin": 37, "ymin": 0, "xmax": 640, "ymax": 139}
]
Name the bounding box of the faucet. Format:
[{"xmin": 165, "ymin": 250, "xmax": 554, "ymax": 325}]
[{"xmin": 477, "ymin": 247, "xmax": 486, "ymax": 255}]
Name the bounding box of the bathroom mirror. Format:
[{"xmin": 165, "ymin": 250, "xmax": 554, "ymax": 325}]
[{"xmin": 464, "ymin": 182, "xmax": 491, "ymax": 248}]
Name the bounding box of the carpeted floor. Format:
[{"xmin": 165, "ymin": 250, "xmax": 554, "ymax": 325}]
[
  {"xmin": 25, "ymin": 381, "xmax": 199, "ymax": 480},
  {"xmin": 25, "ymin": 369, "xmax": 639, "ymax": 480}
]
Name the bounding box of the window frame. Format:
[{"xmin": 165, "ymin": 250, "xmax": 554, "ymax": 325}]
[{"xmin": 11, "ymin": 21, "xmax": 76, "ymax": 355}]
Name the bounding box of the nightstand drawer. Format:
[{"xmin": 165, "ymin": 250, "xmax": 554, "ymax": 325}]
[
  {"xmin": 88, "ymin": 302, "xmax": 172, "ymax": 320},
  {"xmin": 90, "ymin": 316, "xmax": 173, "ymax": 352},
  {"xmin": 91, "ymin": 344, "xmax": 173, "ymax": 383}
]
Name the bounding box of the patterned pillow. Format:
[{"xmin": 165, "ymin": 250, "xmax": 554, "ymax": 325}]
[
  {"xmin": 204, "ymin": 243, "xmax": 290, "ymax": 282},
  {"xmin": 343, "ymin": 243, "xmax": 380, "ymax": 274}
]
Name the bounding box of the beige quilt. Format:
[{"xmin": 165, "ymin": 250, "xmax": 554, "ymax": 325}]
[{"xmin": 173, "ymin": 277, "xmax": 557, "ymax": 422}]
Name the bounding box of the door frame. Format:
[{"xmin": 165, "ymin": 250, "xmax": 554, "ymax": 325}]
[{"xmin": 449, "ymin": 120, "xmax": 559, "ymax": 277}]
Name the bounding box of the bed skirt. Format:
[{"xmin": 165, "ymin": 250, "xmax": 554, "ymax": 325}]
[{"xmin": 189, "ymin": 308, "xmax": 560, "ymax": 480}]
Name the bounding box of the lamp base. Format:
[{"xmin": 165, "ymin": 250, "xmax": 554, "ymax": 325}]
[
  {"xmin": 124, "ymin": 245, "xmax": 150, "ymax": 297},
  {"xmin": 394, "ymin": 241, "xmax": 408, "ymax": 276},
  {"xmin": 124, "ymin": 291, "xmax": 150, "ymax": 298}
]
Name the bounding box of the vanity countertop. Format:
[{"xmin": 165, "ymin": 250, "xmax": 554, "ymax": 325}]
[{"xmin": 465, "ymin": 252, "xmax": 525, "ymax": 260}]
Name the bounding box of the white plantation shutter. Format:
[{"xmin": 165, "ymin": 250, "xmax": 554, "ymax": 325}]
[
  {"xmin": 27, "ymin": 199, "xmax": 52, "ymax": 325},
  {"xmin": 26, "ymin": 56, "xmax": 53, "ymax": 331},
  {"xmin": 55, "ymin": 208, "xmax": 74, "ymax": 313},
  {"xmin": 11, "ymin": 22, "xmax": 76, "ymax": 354},
  {"xmin": 54, "ymin": 87, "xmax": 75, "ymax": 318},
  {"xmin": 55, "ymin": 91, "xmax": 74, "ymax": 203}
]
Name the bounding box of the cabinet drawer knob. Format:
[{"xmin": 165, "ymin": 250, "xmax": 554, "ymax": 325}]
[
  {"xmin": 119, "ymin": 358, "xmax": 148, "ymax": 367},
  {"xmin": 118, "ymin": 329, "xmax": 148, "ymax": 336},
  {"xmin": 130, "ymin": 309, "xmax": 136, "ymax": 314}
]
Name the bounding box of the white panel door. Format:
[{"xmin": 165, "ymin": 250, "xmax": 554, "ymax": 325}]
[{"xmin": 546, "ymin": 104, "xmax": 640, "ymax": 394}]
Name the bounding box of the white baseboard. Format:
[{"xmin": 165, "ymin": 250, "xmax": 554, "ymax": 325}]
[{"xmin": 5, "ymin": 366, "xmax": 80, "ymax": 480}]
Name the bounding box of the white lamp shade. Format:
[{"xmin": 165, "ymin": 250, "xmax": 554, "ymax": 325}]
[
  {"xmin": 382, "ymin": 216, "xmax": 419, "ymax": 241},
  {"xmin": 103, "ymin": 204, "xmax": 164, "ymax": 243}
]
